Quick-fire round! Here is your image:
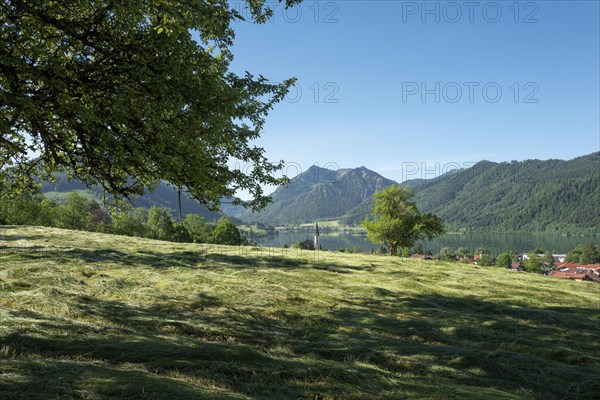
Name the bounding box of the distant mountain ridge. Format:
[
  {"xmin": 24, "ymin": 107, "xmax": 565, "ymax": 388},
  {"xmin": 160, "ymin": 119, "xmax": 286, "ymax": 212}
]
[
  {"xmin": 411, "ymin": 153, "xmax": 600, "ymax": 233},
  {"xmin": 226, "ymin": 152, "xmax": 599, "ymax": 234},
  {"xmin": 40, "ymin": 173, "xmax": 223, "ymax": 221},
  {"xmin": 224, "ymin": 165, "xmax": 398, "ymax": 225},
  {"xmin": 341, "ymin": 153, "xmax": 600, "ymax": 234},
  {"xmin": 40, "ymin": 152, "xmax": 600, "ymax": 234}
]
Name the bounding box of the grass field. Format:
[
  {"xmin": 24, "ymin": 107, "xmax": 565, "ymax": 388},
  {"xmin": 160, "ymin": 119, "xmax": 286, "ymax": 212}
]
[
  {"xmin": 1, "ymin": 225, "xmax": 599, "ymax": 399},
  {"xmin": 298, "ymin": 221, "xmax": 341, "ymax": 228},
  {"xmin": 237, "ymin": 225, "xmax": 270, "ymax": 236}
]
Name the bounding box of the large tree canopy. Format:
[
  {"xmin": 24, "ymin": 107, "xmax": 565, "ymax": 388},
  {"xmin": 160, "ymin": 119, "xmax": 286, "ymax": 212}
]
[
  {"xmin": 362, "ymin": 185, "xmax": 445, "ymax": 256},
  {"xmin": 0, "ymin": 0, "xmax": 300, "ymax": 210}
]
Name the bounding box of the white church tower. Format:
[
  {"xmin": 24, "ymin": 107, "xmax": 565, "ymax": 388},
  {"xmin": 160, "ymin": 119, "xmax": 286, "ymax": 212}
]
[{"xmin": 314, "ymin": 222, "xmax": 320, "ymax": 250}]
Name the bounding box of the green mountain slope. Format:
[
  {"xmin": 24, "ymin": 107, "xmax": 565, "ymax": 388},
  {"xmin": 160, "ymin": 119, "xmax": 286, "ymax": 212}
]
[
  {"xmin": 341, "ymin": 152, "xmax": 600, "ymax": 234},
  {"xmin": 230, "ymin": 165, "xmax": 398, "ymax": 224},
  {"xmin": 413, "ymin": 153, "xmax": 600, "ymax": 233}
]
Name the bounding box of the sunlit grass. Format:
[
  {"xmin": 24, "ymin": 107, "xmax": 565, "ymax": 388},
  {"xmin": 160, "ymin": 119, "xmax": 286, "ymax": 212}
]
[
  {"xmin": 299, "ymin": 220, "xmax": 341, "ymax": 228},
  {"xmin": 1, "ymin": 225, "xmax": 598, "ymax": 399},
  {"xmin": 237, "ymin": 225, "xmax": 269, "ymax": 235}
]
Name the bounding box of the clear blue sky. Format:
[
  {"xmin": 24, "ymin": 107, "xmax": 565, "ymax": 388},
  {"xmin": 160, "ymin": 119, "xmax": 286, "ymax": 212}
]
[{"xmin": 224, "ymin": 1, "xmax": 599, "ymax": 196}]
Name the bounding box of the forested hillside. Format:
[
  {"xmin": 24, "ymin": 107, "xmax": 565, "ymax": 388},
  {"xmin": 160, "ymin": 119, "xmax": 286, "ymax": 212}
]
[
  {"xmin": 414, "ymin": 153, "xmax": 600, "ymax": 233},
  {"xmin": 343, "ymin": 153, "xmax": 600, "ymax": 234}
]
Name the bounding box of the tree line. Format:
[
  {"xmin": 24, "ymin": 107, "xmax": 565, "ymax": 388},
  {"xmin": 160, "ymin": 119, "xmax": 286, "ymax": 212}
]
[
  {"xmin": 429, "ymin": 243, "xmax": 600, "ymax": 273},
  {"xmin": 0, "ymin": 192, "xmax": 248, "ymax": 246}
]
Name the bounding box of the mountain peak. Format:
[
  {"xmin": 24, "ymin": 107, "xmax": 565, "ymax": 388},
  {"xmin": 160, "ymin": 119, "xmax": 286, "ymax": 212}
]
[
  {"xmin": 474, "ymin": 160, "xmax": 496, "ymax": 167},
  {"xmin": 231, "ymin": 165, "xmax": 397, "ymax": 224}
]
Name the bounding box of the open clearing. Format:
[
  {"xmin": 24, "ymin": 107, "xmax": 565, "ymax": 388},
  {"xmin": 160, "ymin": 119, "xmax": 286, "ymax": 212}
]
[{"xmin": 0, "ymin": 225, "xmax": 598, "ymax": 399}]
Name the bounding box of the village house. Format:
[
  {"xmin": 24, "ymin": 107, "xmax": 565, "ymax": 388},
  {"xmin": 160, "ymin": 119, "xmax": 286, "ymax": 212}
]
[
  {"xmin": 555, "ymin": 262, "xmax": 600, "ymax": 271},
  {"xmin": 552, "ymin": 254, "xmax": 567, "ymax": 263},
  {"xmin": 509, "ymin": 262, "xmax": 522, "ymax": 272},
  {"xmin": 454, "ymin": 255, "xmax": 475, "ymax": 264},
  {"xmin": 547, "ymin": 262, "xmax": 600, "ymax": 283},
  {"xmin": 521, "ymin": 253, "xmax": 566, "ymax": 262}
]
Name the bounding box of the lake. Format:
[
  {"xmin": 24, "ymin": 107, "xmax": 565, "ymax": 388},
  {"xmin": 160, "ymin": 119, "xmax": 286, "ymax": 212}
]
[{"xmin": 255, "ymin": 232, "xmax": 599, "ymax": 255}]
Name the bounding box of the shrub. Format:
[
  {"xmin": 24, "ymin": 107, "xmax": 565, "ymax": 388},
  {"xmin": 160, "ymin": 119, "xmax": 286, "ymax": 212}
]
[
  {"xmin": 496, "ymin": 253, "xmax": 512, "ymax": 269},
  {"xmin": 208, "ymin": 217, "xmax": 247, "ymax": 246}
]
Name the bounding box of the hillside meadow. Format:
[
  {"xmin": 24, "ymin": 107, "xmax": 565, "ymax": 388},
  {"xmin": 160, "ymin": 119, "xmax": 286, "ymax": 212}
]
[{"xmin": 0, "ymin": 226, "xmax": 599, "ymax": 399}]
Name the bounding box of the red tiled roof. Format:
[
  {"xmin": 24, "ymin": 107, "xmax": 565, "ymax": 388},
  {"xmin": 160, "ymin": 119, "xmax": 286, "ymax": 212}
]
[
  {"xmin": 555, "ymin": 262, "xmax": 579, "ymax": 268},
  {"xmin": 549, "ymin": 273, "xmax": 587, "ymax": 280},
  {"xmin": 555, "ymin": 262, "xmax": 600, "ymax": 270},
  {"xmin": 548, "ymin": 270, "xmax": 598, "ymax": 281}
]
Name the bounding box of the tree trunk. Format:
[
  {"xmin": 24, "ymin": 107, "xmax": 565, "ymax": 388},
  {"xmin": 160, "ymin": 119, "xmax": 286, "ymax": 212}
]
[
  {"xmin": 388, "ymin": 243, "xmax": 397, "ymax": 256},
  {"xmin": 177, "ymin": 186, "xmax": 183, "ymax": 223}
]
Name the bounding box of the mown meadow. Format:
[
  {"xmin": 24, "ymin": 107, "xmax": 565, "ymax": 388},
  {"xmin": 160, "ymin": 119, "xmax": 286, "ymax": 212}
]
[{"xmin": 1, "ymin": 225, "xmax": 599, "ymax": 399}]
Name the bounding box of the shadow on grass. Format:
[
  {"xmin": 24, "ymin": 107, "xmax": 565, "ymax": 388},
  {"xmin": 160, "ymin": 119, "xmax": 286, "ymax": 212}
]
[
  {"xmin": 2, "ymin": 290, "xmax": 599, "ymax": 399},
  {"xmin": 0, "ymin": 243, "xmax": 375, "ymax": 273},
  {"xmin": 1, "ymin": 236, "xmax": 597, "ymax": 397},
  {"xmin": 2, "ymin": 305, "xmax": 389, "ymax": 399},
  {"xmin": 202, "ymin": 251, "xmax": 375, "ymax": 273},
  {"xmin": 0, "ymin": 225, "xmax": 45, "ymax": 242},
  {"xmin": 0, "ymin": 358, "xmax": 217, "ymax": 400},
  {"xmin": 0, "ymin": 245, "xmax": 206, "ymax": 269},
  {"xmin": 330, "ymin": 291, "xmax": 600, "ymax": 398}
]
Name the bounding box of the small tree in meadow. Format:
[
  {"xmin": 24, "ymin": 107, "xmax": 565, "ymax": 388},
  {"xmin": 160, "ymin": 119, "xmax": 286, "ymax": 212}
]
[
  {"xmin": 523, "ymin": 252, "xmax": 544, "ymax": 273},
  {"xmin": 111, "ymin": 208, "xmax": 147, "ymax": 237},
  {"xmin": 56, "ymin": 192, "xmax": 98, "ymax": 231},
  {"xmin": 362, "ymin": 185, "xmax": 444, "ymax": 256},
  {"xmin": 147, "ymin": 206, "xmax": 175, "ymax": 240},
  {"xmin": 183, "ymin": 214, "xmax": 209, "ymax": 243},
  {"xmin": 209, "ymin": 217, "xmax": 247, "ymax": 246},
  {"xmin": 37, "ymin": 197, "xmax": 60, "ymax": 227}
]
